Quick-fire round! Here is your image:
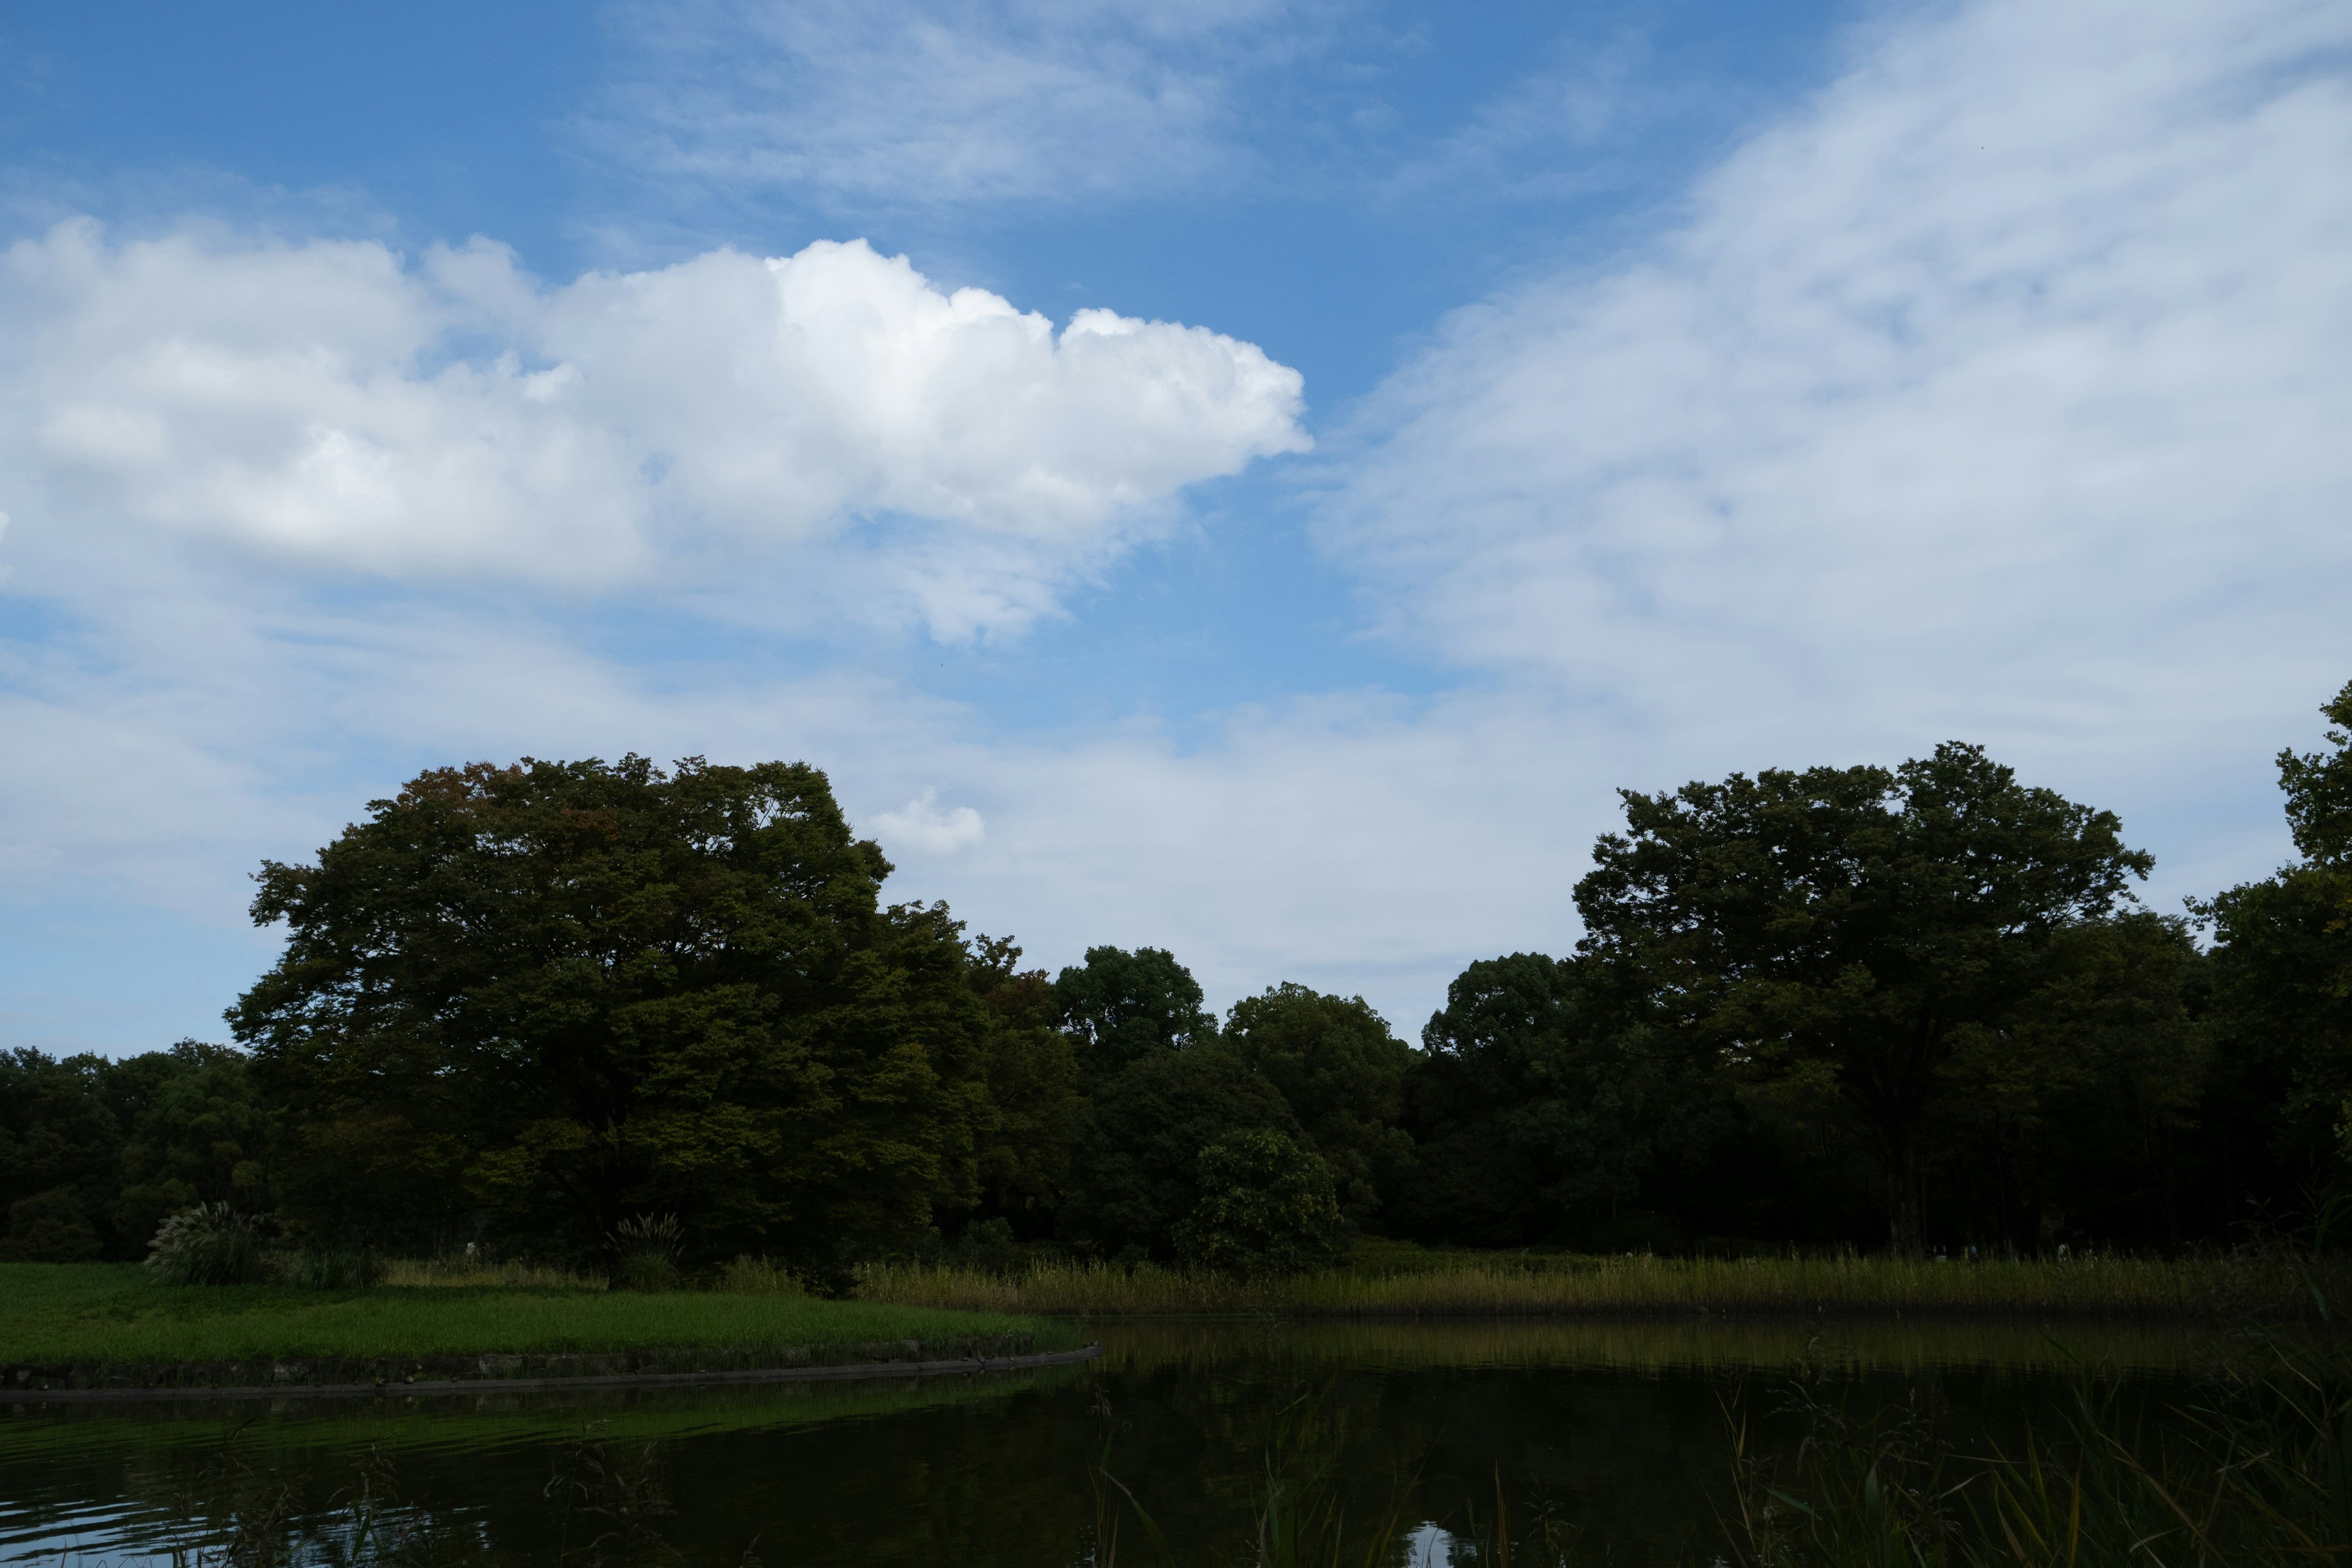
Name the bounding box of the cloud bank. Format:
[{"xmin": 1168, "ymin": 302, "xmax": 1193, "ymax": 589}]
[
  {"xmin": 0, "ymin": 224, "xmax": 1306, "ymax": 637},
  {"xmin": 1330, "ymin": 0, "xmax": 2352, "ymax": 796},
  {"xmin": 8, "ymin": 0, "xmax": 2352, "ymax": 1053}
]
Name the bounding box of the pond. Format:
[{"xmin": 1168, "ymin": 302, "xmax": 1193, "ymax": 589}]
[{"xmin": 0, "ymin": 1317, "xmax": 2222, "ymax": 1566}]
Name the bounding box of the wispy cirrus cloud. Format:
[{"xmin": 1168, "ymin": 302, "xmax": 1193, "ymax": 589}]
[
  {"xmin": 588, "ymin": 0, "xmax": 1321, "ymax": 213},
  {"xmin": 1325, "ymin": 0, "xmax": 2352, "ymax": 854}
]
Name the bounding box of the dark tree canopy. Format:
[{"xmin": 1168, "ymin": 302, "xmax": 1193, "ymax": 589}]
[
  {"xmin": 2279, "ymin": 680, "xmax": 2352, "ymax": 868},
  {"xmin": 233, "ymin": 756, "xmax": 994, "ymax": 1270},
  {"xmin": 1052, "ymin": 946, "xmax": 1218, "ymax": 1079},
  {"xmin": 1397, "ymin": 954, "xmax": 1715, "ymax": 1249},
  {"xmin": 1223, "ymin": 984, "xmax": 1416, "ymax": 1227},
  {"xmin": 2197, "ymin": 682, "xmax": 2352, "ymax": 1183},
  {"xmin": 20, "ymin": 695, "xmax": 2350, "ymax": 1279},
  {"xmin": 1574, "ymin": 742, "xmax": 2151, "ymax": 1253},
  {"xmin": 1, "ymin": 1041, "xmax": 266, "ymax": 1262},
  {"xmin": 963, "ymin": 936, "xmax": 1085, "ymax": 1238},
  {"xmin": 1171, "ymin": 1127, "xmax": 1343, "ymax": 1280},
  {"xmin": 1058, "ymin": 1043, "xmax": 1298, "ymax": 1260},
  {"xmin": 1933, "ymin": 913, "xmax": 2206, "ymax": 1250}
]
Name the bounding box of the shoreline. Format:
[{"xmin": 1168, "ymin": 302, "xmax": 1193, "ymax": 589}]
[{"xmin": 4, "ymin": 1341, "xmax": 1102, "ymax": 1404}]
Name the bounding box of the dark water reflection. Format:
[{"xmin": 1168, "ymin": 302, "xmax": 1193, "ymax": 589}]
[{"xmin": 0, "ymin": 1317, "xmax": 2222, "ymax": 1566}]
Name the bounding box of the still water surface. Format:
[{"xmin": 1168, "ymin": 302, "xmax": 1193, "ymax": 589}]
[{"xmin": 0, "ymin": 1317, "xmax": 2221, "ymax": 1565}]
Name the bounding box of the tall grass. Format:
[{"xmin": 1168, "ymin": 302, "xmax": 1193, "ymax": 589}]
[
  {"xmin": 859, "ymin": 1251, "xmax": 2334, "ymax": 1320},
  {"xmin": 1727, "ymin": 1314, "xmax": 2352, "ymax": 1565},
  {"xmin": 379, "ymin": 1256, "xmax": 603, "ymax": 1290}
]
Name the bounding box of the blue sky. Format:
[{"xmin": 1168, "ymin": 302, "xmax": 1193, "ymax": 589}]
[{"xmin": 3, "ymin": 0, "xmax": 2348, "ymax": 1055}]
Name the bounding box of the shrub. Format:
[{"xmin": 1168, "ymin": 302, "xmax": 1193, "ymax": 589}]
[
  {"xmin": 609, "ymin": 1213, "xmax": 683, "ymax": 1292},
  {"xmin": 914, "ymin": 1217, "xmax": 1023, "ymax": 1273},
  {"xmin": 1, "ymin": 1187, "xmax": 105, "ymax": 1262},
  {"xmin": 145, "ymin": 1202, "xmax": 270, "ymax": 1286},
  {"xmin": 1173, "ymin": 1128, "xmax": 1344, "ymax": 1281}
]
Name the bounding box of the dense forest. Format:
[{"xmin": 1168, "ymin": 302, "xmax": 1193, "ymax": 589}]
[{"xmin": 5, "ymin": 682, "xmax": 2348, "ymax": 1279}]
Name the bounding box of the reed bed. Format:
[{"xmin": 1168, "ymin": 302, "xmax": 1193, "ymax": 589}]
[
  {"xmin": 378, "ymin": 1256, "xmax": 602, "ymax": 1290},
  {"xmin": 1093, "ymin": 1314, "xmax": 2222, "ymax": 1376},
  {"xmin": 857, "ymin": 1251, "xmax": 2340, "ymax": 1320}
]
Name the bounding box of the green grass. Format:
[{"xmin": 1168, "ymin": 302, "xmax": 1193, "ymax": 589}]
[
  {"xmin": 0, "ymin": 1263, "xmax": 1074, "ymax": 1368},
  {"xmin": 857, "ymin": 1245, "xmax": 2341, "ymax": 1319}
]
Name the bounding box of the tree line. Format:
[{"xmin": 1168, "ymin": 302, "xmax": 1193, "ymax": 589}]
[{"xmin": 4, "ymin": 684, "xmax": 2347, "ymax": 1276}]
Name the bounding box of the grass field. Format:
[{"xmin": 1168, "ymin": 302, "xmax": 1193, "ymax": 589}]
[
  {"xmin": 856, "ymin": 1242, "xmax": 2340, "ymax": 1319},
  {"xmin": 0, "ymin": 1263, "xmax": 1073, "ymax": 1368}
]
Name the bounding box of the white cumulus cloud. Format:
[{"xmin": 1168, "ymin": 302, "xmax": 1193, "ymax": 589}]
[
  {"xmin": 0, "ymin": 223, "xmax": 1306, "ymax": 636},
  {"xmin": 872, "ymin": 787, "xmax": 987, "ymax": 856}
]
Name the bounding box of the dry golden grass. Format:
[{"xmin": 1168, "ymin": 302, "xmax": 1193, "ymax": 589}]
[
  {"xmin": 856, "ymin": 1251, "xmax": 2337, "ymax": 1319},
  {"xmin": 378, "ymin": 1256, "xmax": 602, "ymax": 1290}
]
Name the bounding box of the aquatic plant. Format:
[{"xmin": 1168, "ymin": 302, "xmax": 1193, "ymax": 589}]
[{"xmin": 1726, "ymin": 1268, "xmax": 2352, "ymax": 1562}]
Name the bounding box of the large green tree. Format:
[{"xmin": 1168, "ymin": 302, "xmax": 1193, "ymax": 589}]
[
  {"xmin": 104, "ymin": 1041, "xmax": 271, "ymax": 1253},
  {"xmin": 1398, "ymin": 953, "xmax": 1719, "ymax": 1248},
  {"xmin": 963, "ymin": 935, "xmax": 1085, "ymax": 1238},
  {"xmin": 1933, "ymin": 913, "xmax": 2207, "ymax": 1251},
  {"xmin": 1058, "ymin": 1044, "xmax": 1298, "ymax": 1259},
  {"xmin": 1223, "ymin": 984, "xmax": 1416, "ymax": 1229},
  {"xmin": 233, "ymin": 756, "xmax": 994, "ymax": 1272},
  {"xmin": 0, "ymin": 1042, "xmax": 270, "ymax": 1261},
  {"xmin": 1052, "ymin": 946, "xmax": 1218, "ymax": 1080},
  {"xmin": 1574, "ymin": 742, "xmax": 2150, "ymax": 1253},
  {"xmin": 2196, "ymin": 680, "xmax": 2352, "ymax": 1198},
  {"xmin": 0, "ymin": 1050, "xmax": 121, "ymax": 1261},
  {"xmin": 1171, "ymin": 1127, "xmax": 1343, "ymax": 1279}
]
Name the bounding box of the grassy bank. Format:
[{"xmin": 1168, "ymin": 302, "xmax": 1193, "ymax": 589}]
[
  {"xmin": 857, "ymin": 1246, "xmax": 2339, "ymax": 1319},
  {"xmin": 0, "ymin": 1263, "xmax": 1073, "ymax": 1369}
]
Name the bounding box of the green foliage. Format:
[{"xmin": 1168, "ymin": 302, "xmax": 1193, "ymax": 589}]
[
  {"xmin": 146, "ymin": 1201, "xmax": 271, "ymax": 1286},
  {"xmin": 934, "ymin": 1215, "xmax": 1025, "ymax": 1274},
  {"xmin": 1223, "ymin": 984, "xmax": 1415, "ymax": 1228},
  {"xmin": 2, "ymin": 1186, "xmax": 104, "ymax": 1261},
  {"xmin": 278, "ymin": 1248, "xmax": 383, "ymax": 1290},
  {"xmin": 965, "ymin": 935, "xmax": 1085, "ymax": 1234},
  {"xmin": 1399, "ymin": 953, "xmax": 1721, "ymax": 1248},
  {"xmin": 0, "ymin": 1042, "xmax": 273, "ymax": 1263},
  {"xmin": 608, "ymin": 1213, "xmax": 682, "ymax": 1292},
  {"xmin": 1052, "ymin": 944, "xmax": 1218, "ymax": 1079},
  {"xmin": 106, "ymin": 1040, "xmax": 271, "ymax": 1254},
  {"xmin": 1060, "ymin": 1042, "xmax": 1299, "ymax": 1259},
  {"xmin": 1575, "ymin": 742, "xmax": 2151, "ymax": 1252},
  {"xmin": 1732, "ymin": 1302, "xmax": 2352, "ymax": 1565},
  {"xmin": 0, "ymin": 1048, "xmax": 128, "ymax": 1254},
  {"xmin": 2279, "ymin": 677, "xmax": 2352, "ymax": 867},
  {"xmin": 715, "ymin": 1253, "xmax": 806, "ymax": 1294},
  {"xmin": 1172, "ymin": 1128, "xmax": 1343, "ymax": 1280},
  {"xmin": 232, "ymin": 755, "xmax": 995, "ymax": 1270},
  {"xmin": 1936, "ymin": 912, "xmax": 2208, "ymax": 1248},
  {"xmin": 2196, "ymin": 680, "xmax": 2352, "ymax": 1193}
]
